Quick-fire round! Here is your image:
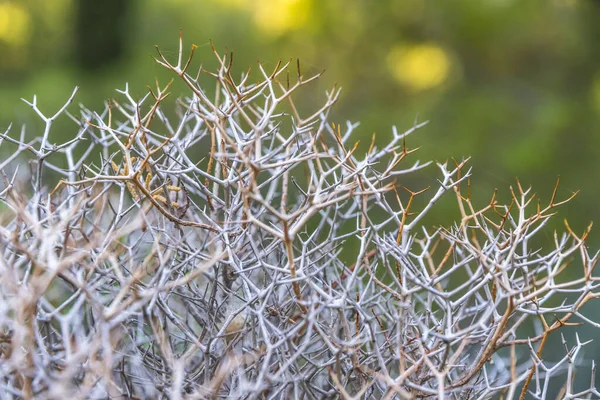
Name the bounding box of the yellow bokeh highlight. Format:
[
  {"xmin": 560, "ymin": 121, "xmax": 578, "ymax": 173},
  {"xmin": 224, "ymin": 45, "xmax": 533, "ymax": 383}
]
[
  {"xmin": 387, "ymin": 44, "xmax": 451, "ymax": 91},
  {"xmin": 252, "ymin": 0, "xmax": 310, "ymax": 35},
  {"xmin": 0, "ymin": 2, "xmax": 31, "ymax": 46}
]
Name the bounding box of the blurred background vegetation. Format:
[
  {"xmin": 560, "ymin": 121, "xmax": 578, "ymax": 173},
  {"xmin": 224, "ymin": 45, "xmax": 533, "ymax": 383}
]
[
  {"xmin": 2, "ymin": 0, "xmax": 600, "ymax": 241},
  {"xmin": 2, "ymin": 0, "xmax": 600, "ymax": 235},
  {"xmin": 1, "ymin": 0, "xmax": 600, "ymax": 389}
]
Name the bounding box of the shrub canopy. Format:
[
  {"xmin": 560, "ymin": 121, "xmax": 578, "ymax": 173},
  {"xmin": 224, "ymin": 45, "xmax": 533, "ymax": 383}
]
[{"xmin": 0, "ymin": 35, "xmax": 599, "ymax": 399}]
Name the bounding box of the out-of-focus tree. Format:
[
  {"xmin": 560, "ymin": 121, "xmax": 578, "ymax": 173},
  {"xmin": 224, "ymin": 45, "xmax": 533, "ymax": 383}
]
[{"xmin": 73, "ymin": 0, "xmax": 133, "ymax": 71}]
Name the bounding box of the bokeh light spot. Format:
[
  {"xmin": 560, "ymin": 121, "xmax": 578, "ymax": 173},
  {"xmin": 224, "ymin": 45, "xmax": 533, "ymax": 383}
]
[
  {"xmin": 0, "ymin": 2, "xmax": 31, "ymax": 46},
  {"xmin": 252, "ymin": 0, "xmax": 310, "ymax": 36},
  {"xmin": 387, "ymin": 44, "xmax": 451, "ymax": 91}
]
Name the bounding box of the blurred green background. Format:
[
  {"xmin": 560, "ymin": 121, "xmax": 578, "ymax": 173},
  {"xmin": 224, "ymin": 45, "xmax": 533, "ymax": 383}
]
[
  {"xmin": 1, "ymin": 0, "xmax": 600, "ymax": 390},
  {"xmin": 2, "ymin": 0, "xmax": 600, "ymax": 233},
  {"xmin": 2, "ymin": 0, "xmax": 600, "ymax": 241}
]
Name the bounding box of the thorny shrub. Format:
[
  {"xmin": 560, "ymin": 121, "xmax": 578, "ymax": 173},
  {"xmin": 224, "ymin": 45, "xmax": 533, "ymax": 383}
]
[{"xmin": 0, "ymin": 34, "xmax": 599, "ymax": 399}]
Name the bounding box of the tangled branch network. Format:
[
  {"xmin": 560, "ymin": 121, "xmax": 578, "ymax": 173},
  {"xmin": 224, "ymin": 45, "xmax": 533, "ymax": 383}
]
[{"xmin": 0, "ymin": 34, "xmax": 599, "ymax": 399}]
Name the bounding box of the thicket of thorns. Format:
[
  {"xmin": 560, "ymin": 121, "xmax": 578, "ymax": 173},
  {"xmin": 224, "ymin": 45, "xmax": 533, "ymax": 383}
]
[{"xmin": 0, "ymin": 34, "xmax": 599, "ymax": 399}]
